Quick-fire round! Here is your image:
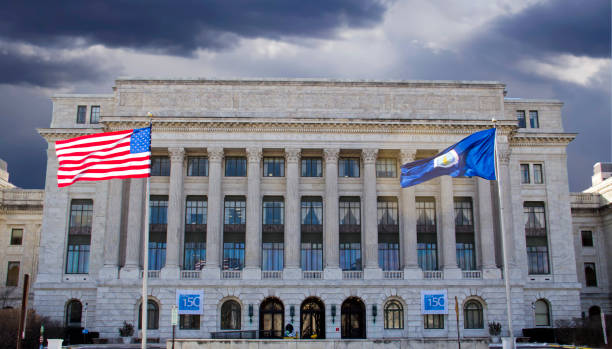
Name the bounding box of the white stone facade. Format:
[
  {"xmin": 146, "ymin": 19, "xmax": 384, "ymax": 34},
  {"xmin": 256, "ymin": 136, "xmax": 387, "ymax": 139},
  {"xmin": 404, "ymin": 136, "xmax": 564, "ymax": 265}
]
[{"xmin": 34, "ymin": 78, "xmax": 581, "ymax": 341}]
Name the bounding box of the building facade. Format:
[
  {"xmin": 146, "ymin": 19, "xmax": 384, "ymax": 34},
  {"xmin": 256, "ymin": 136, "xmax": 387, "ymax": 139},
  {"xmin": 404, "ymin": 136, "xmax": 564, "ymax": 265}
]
[{"xmin": 34, "ymin": 78, "xmax": 581, "ymax": 341}]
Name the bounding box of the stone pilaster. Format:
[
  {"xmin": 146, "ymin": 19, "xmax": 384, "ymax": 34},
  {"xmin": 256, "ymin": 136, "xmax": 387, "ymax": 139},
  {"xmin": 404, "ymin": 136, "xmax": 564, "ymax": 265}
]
[
  {"xmin": 203, "ymin": 147, "xmax": 223, "ymax": 280},
  {"xmin": 496, "ymin": 142, "xmax": 519, "ymax": 279},
  {"xmin": 120, "ymin": 178, "xmax": 145, "ymax": 279},
  {"xmin": 284, "ymin": 148, "xmax": 301, "ymax": 279},
  {"xmin": 244, "ymin": 147, "xmax": 262, "ymax": 279},
  {"xmin": 441, "ymin": 176, "xmax": 461, "ymax": 279},
  {"xmin": 323, "ymin": 148, "xmax": 342, "ymax": 279},
  {"xmin": 99, "ymin": 179, "xmax": 124, "ymax": 280},
  {"xmin": 400, "ymin": 149, "xmax": 422, "ymax": 279},
  {"xmin": 477, "ymin": 177, "xmax": 501, "ymax": 279},
  {"xmin": 362, "ymin": 148, "xmax": 382, "ymax": 279},
  {"xmin": 161, "ymin": 147, "xmax": 184, "ymax": 279}
]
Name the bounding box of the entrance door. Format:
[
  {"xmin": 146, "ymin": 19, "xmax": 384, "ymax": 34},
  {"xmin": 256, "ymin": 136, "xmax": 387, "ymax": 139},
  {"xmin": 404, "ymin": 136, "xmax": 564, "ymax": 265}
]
[
  {"xmin": 260, "ymin": 297, "xmax": 284, "ymax": 338},
  {"xmin": 341, "ymin": 297, "xmax": 365, "ymax": 339},
  {"xmin": 301, "ymin": 297, "xmax": 325, "ymax": 339}
]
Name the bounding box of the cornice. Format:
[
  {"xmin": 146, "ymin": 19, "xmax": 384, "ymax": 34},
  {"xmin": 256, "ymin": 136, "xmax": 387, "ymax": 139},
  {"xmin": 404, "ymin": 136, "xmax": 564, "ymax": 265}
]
[
  {"xmin": 509, "ymin": 132, "xmax": 577, "ymax": 146},
  {"xmin": 37, "ymin": 128, "xmax": 105, "ymax": 142}
]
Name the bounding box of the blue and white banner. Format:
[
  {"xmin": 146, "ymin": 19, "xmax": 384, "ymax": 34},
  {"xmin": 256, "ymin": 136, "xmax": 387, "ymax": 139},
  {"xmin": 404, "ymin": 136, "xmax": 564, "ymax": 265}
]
[
  {"xmin": 421, "ymin": 290, "xmax": 448, "ymax": 314},
  {"xmin": 176, "ymin": 290, "xmax": 204, "ymax": 315}
]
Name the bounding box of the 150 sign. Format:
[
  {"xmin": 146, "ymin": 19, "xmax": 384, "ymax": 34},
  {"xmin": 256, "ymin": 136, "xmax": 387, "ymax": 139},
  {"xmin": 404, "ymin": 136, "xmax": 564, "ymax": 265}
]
[
  {"xmin": 176, "ymin": 290, "xmax": 204, "ymax": 315},
  {"xmin": 421, "ymin": 290, "xmax": 447, "ymax": 314}
]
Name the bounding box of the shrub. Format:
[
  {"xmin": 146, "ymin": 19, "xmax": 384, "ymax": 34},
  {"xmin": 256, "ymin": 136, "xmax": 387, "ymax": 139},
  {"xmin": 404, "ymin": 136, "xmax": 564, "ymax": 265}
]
[
  {"xmin": 119, "ymin": 321, "xmax": 134, "ymax": 337},
  {"xmin": 0, "ymin": 308, "xmax": 64, "ymax": 349},
  {"xmin": 488, "ymin": 321, "xmax": 502, "ymax": 336}
]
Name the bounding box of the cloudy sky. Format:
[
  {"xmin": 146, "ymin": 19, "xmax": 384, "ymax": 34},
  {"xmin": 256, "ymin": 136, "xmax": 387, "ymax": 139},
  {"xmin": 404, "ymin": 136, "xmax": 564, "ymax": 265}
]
[{"xmin": 0, "ymin": 0, "xmax": 609, "ymax": 191}]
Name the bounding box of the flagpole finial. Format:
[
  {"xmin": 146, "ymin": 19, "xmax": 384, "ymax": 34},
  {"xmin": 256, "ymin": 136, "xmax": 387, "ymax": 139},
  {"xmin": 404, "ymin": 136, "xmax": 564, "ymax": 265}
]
[{"xmin": 147, "ymin": 112, "xmax": 153, "ymax": 118}]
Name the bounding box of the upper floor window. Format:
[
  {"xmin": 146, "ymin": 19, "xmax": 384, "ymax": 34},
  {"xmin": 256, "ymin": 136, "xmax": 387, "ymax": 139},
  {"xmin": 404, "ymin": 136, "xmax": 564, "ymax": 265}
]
[
  {"xmin": 224, "ymin": 198, "xmax": 246, "ymax": 224},
  {"xmin": 150, "ymin": 196, "xmax": 168, "ymax": 225},
  {"xmin": 524, "ymin": 202, "xmax": 549, "ymax": 275},
  {"xmin": 533, "ymin": 164, "xmax": 543, "ymax": 184},
  {"xmin": 339, "ymin": 197, "xmax": 360, "ymax": 225},
  {"xmin": 581, "ymin": 230, "xmax": 593, "ymax": 247},
  {"xmin": 376, "ymin": 158, "xmax": 397, "ymax": 178},
  {"xmin": 187, "ymin": 157, "xmax": 208, "ymax": 176},
  {"xmin": 339, "ymin": 158, "xmax": 360, "ymax": 177},
  {"xmin": 185, "ymin": 196, "xmax": 207, "ymax": 225},
  {"xmin": 225, "ymin": 157, "xmax": 247, "ymax": 177},
  {"xmin": 10, "ymin": 228, "xmax": 23, "ymax": 245},
  {"xmin": 263, "ymin": 157, "xmax": 284, "ymax": 177},
  {"xmin": 377, "ymin": 197, "xmax": 398, "ymax": 225},
  {"xmin": 521, "ymin": 164, "xmax": 530, "ymax": 184},
  {"xmin": 90, "ymin": 106, "xmax": 100, "ymax": 124},
  {"xmin": 521, "ymin": 163, "xmax": 545, "ymax": 184},
  {"xmin": 517, "ymin": 110, "xmax": 526, "ymax": 128},
  {"xmin": 151, "ymin": 156, "xmax": 170, "ymax": 176},
  {"xmin": 301, "ymin": 197, "xmax": 323, "ymax": 225},
  {"xmin": 6, "ymin": 261, "xmax": 19, "ymax": 287},
  {"xmin": 76, "ymin": 106, "xmax": 87, "ymax": 124},
  {"xmin": 454, "ymin": 198, "xmax": 473, "ymax": 227},
  {"xmin": 585, "ymin": 263, "xmax": 598, "ymax": 287},
  {"xmin": 416, "ymin": 198, "xmax": 436, "ymax": 232},
  {"xmin": 66, "ymin": 199, "xmax": 93, "ymax": 274},
  {"xmin": 529, "ymin": 111, "xmax": 540, "ymax": 128},
  {"xmin": 263, "ymin": 198, "xmax": 284, "ymax": 225},
  {"xmin": 301, "ymin": 157, "xmax": 322, "ymax": 177}
]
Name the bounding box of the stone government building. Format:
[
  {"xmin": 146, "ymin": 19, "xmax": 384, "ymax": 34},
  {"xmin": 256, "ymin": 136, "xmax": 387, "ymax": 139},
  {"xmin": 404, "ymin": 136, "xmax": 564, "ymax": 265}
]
[{"xmin": 34, "ymin": 78, "xmax": 585, "ymax": 340}]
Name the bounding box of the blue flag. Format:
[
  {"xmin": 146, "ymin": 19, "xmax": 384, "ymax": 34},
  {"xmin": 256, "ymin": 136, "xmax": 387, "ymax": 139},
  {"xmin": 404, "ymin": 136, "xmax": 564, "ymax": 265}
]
[{"xmin": 400, "ymin": 128, "xmax": 496, "ymax": 187}]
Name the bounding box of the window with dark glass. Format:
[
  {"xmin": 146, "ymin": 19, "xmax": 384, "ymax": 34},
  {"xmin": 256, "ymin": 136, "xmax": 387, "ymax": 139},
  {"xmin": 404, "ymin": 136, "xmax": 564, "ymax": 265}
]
[
  {"xmin": 581, "ymin": 231, "xmax": 593, "ymax": 247},
  {"xmin": 65, "ymin": 300, "xmax": 82, "ymax": 327},
  {"xmin": 384, "ymin": 300, "xmax": 403, "ymax": 329},
  {"xmin": 424, "ymin": 314, "xmax": 444, "ymax": 329},
  {"xmin": 263, "ymin": 197, "xmax": 284, "ymax": 271},
  {"xmin": 179, "ymin": 315, "xmax": 200, "ymax": 330},
  {"xmin": 455, "ymin": 198, "xmax": 476, "ymax": 271},
  {"xmin": 6, "ymin": 262, "xmax": 19, "ymax": 287},
  {"xmin": 534, "ymin": 299, "xmax": 550, "ymax": 326},
  {"xmin": 76, "ymin": 105, "xmax": 86, "ymax": 124},
  {"xmin": 517, "ymin": 110, "xmax": 526, "ymax": 128},
  {"xmin": 138, "ymin": 300, "xmax": 159, "ymax": 329},
  {"xmin": 301, "ymin": 197, "xmax": 323, "ymax": 271},
  {"xmin": 378, "ymin": 197, "xmax": 399, "ymax": 271},
  {"xmin": 263, "ymin": 157, "xmax": 284, "ymax": 177},
  {"xmin": 529, "ymin": 110, "xmax": 539, "ymax": 128},
  {"xmin": 187, "ymin": 156, "xmax": 208, "ymax": 176},
  {"xmin": 151, "ymin": 156, "xmax": 170, "ymax": 176},
  {"xmin": 533, "ymin": 164, "xmax": 543, "ymax": 184},
  {"xmin": 585, "ymin": 263, "xmax": 597, "ymax": 287},
  {"xmin": 184, "ymin": 197, "xmax": 206, "ymax": 270},
  {"xmin": 301, "ymin": 157, "xmax": 322, "ymax": 177},
  {"xmin": 376, "ymin": 158, "xmax": 397, "ymax": 178},
  {"xmin": 66, "ymin": 199, "xmax": 93, "ymax": 274},
  {"xmin": 221, "ymin": 300, "xmax": 241, "ymax": 330},
  {"xmin": 340, "ymin": 197, "xmax": 361, "ymax": 270},
  {"xmin": 521, "ymin": 164, "xmax": 530, "ymax": 184},
  {"xmin": 225, "ymin": 157, "xmax": 247, "ymax": 176},
  {"xmin": 524, "ymin": 202, "xmax": 549, "ymax": 275},
  {"xmin": 223, "ymin": 198, "xmax": 245, "ymax": 270},
  {"xmin": 464, "ymin": 300, "xmax": 483, "ymax": 329},
  {"xmin": 339, "ymin": 158, "xmax": 360, "ymax": 177},
  {"xmin": 417, "ymin": 198, "xmax": 438, "ymax": 271},
  {"xmin": 10, "ymin": 228, "xmax": 23, "ymax": 245},
  {"xmin": 90, "ymin": 106, "xmax": 100, "ymax": 124},
  {"xmin": 149, "ymin": 196, "xmax": 167, "ymax": 270}
]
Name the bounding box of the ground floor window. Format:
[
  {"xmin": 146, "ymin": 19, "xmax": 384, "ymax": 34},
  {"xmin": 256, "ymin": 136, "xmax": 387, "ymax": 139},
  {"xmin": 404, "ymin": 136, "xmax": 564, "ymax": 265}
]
[
  {"xmin": 179, "ymin": 314, "xmax": 200, "ymax": 330},
  {"xmin": 220, "ymin": 300, "xmax": 241, "ymax": 330},
  {"xmin": 424, "ymin": 314, "xmax": 444, "ymax": 329}
]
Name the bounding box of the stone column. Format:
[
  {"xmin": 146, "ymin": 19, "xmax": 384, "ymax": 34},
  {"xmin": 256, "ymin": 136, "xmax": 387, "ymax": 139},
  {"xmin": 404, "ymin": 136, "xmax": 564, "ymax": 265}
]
[
  {"xmin": 161, "ymin": 147, "xmax": 184, "ymax": 279},
  {"xmin": 496, "ymin": 143, "xmax": 518, "ymax": 278},
  {"xmin": 120, "ymin": 178, "xmax": 145, "ymax": 278},
  {"xmin": 100, "ymin": 179, "xmax": 124, "ymax": 280},
  {"xmin": 400, "ymin": 149, "xmax": 422, "ymax": 279},
  {"xmin": 477, "ymin": 178, "xmax": 501, "ymax": 279},
  {"xmin": 203, "ymin": 147, "xmax": 223, "ymax": 280},
  {"xmin": 284, "ymin": 148, "xmax": 301, "ymax": 279},
  {"xmin": 362, "ymin": 148, "xmax": 382, "ymax": 279},
  {"xmin": 244, "ymin": 147, "xmax": 262, "ymax": 279},
  {"xmin": 441, "ymin": 176, "xmax": 461, "ymax": 279},
  {"xmin": 323, "ymin": 148, "xmax": 342, "ymax": 279}
]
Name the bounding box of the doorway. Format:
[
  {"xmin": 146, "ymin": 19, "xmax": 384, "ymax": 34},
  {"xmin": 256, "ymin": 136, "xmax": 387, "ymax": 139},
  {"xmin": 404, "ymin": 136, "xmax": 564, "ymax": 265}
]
[
  {"xmin": 301, "ymin": 297, "xmax": 325, "ymax": 339},
  {"xmin": 341, "ymin": 297, "xmax": 366, "ymax": 339}
]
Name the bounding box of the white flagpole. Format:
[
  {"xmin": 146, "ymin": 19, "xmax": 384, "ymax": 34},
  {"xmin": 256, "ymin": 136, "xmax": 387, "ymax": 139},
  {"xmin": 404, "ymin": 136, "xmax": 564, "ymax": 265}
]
[
  {"xmin": 493, "ymin": 120, "xmax": 515, "ymax": 348},
  {"xmin": 141, "ymin": 113, "xmax": 153, "ymax": 349}
]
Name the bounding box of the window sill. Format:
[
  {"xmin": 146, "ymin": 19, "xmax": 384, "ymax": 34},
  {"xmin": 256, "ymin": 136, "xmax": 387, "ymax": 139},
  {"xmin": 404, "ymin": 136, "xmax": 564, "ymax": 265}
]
[
  {"xmin": 527, "ymin": 275, "xmax": 552, "ymax": 282},
  {"xmin": 63, "ymin": 274, "xmax": 90, "ymax": 282}
]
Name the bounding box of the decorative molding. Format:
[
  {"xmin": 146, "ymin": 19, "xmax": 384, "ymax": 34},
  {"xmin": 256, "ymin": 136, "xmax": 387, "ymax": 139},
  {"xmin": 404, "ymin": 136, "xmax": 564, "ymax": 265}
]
[
  {"xmin": 399, "ymin": 149, "xmax": 416, "ymax": 164},
  {"xmin": 323, "ymin": 148, "xmax": 340, "ymax": 162},
  {"xmin": 207, "ymin": 147, "xmax": 224, "ymax": 162},
  {"xmin": 246, "ymin": 147, "xmax": 262, "ymax": 162},
  {"xmin": 285, "ymin": 148, "xmax": 301, "ymax": 163},
  {"xmin": 361, "ymin": 148, "xmax": 378, "ymax": 164},
  {"xmin": 168, "ymin": 147, "xmax": 185, "ymax": 162}
]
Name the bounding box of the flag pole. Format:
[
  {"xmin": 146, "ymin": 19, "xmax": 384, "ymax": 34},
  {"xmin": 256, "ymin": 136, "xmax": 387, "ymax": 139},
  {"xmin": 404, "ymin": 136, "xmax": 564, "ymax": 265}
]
[
  {"xmin": 493, "ymin": 120, "xmax": 515, "ymax": 348},
  {"xmin": 141, "ymin": 113, "xmax": 153, "ymax": 349}
]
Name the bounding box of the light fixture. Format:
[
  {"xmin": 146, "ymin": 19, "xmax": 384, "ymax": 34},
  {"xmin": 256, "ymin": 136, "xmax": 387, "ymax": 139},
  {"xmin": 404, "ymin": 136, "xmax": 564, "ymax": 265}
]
[
  {"xmin": 331, "ymin": 305, "xmax": 336, "ymax": 324},
  {"xmin": 372, "ymin": 304, "xmax": 377, "ymax": 323},
  {"xmin": 290, "ymin": 305, "xmax": 295, "ymax": 323},
  {"xmin": 248, "ymin": 304, "xmax": 254, "ymax": 323}
]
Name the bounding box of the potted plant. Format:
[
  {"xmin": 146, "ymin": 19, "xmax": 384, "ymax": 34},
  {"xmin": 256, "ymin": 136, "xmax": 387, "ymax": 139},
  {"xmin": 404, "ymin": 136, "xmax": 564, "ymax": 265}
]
[
  {"xmin": 118, "ymin": 321, "xmax": 134, "ymax": 344},
  {"xmin": 488, "ymin": 321, "xmax": 502, "ymax": 343}
]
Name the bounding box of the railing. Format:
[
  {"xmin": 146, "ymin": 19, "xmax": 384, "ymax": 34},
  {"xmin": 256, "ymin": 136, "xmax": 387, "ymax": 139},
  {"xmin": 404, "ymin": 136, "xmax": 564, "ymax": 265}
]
[
  {"xmin": 181, "ymin": 270, "xmax": 201, "ymax": 279},
  {"xmin": 302, "ymin": 271, "xmax": 323, "ymax": 280},
  {"xmin": 0, "ymin": 189, "xmax": 44, "ymax": 205},
  {"xmin": 462, "ymin": 270, "xmax": 482, "ymax": 279},
  {"xmin": 384, "ymin": 271, "xmax": 404, "ymax": 279},
  {"xmin": 262, "ymin": 271, "xmax": 282, "ymax": 279},
  {"xmin": 140, "ymin": 270, "xmax": 160, "ymax": 279},
  {"xmin": 222, "ymin": 270, "xmax": 242, "ymax": 279},
  {"xmin": 423, "ymin": 270, "xmax": 443, "ymax": 279},
  {"xmin": 343, "ymin": 271, "xmax": 363, "ymax": 280},
  {"xmin": 570, "ymin": 193, "xmax": 600, "ymax": 205}
]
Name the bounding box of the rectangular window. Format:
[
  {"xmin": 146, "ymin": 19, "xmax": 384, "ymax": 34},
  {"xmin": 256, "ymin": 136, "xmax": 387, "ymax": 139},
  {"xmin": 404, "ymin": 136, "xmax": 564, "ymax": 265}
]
[
  {"xmin": 151, "ymin": 156, "xmax": 170, "ymax": 176},
  {"xmin": 378, "ymin": 197, "xmax": 399, "ymax": 271},
  {"xmin": 339, "ymin": 198, "xmax": 361, "ymax": 225},
  {"xmin": 455, "ymin": 198, "xmax": 475, "ymax": 271},
  {"xmin": 225, "ymin": 157, "xmax": 247, "ymax": 177},
  {"xmin": 263, "ymin": 157, "xmax": 284, "ymax": 177},
  {"xmin": 76, "ymin": 106, "xmax": 87, "ymax": 124},
  {"xmin": 339, "ymin": 158, "xmax": 360, "ymax": 177},
  {"xmin": 585, "ymin": 263, "xmax": 597, "ymax": 287},
  {"xmin": 301, "ymin": 197, "xmax": 323, "ymax": 271},
  {"xmin": 6, "ymin": 261, "xmax": 19, "ymax": 287},
  {"xmin": 223, "ymin": 197, "xmax": 246, "ymax": 270},
  {"xmin": 533, "ymin": 164, "xmax": 543, "ymax": 184},
  {"xmin": 262, "ymin": 242, "xmax": 283, "ymax": 271},
  {"xmin": 524, "ymin": 202, "xmax": 549, "ymax": 274},
  {"xmin": 376, "ymin": 158, "xmax": 397, "ymax": 178},
  {"xmin": 187, "ymin": 157, "xmax": 208, "ymax": 176},
  {"xmin": 301, "ymin": 158, "xmax": 322, "ymax": 177},
  {"xmin": 10, "ymin": 228, "xmax": 23, "ymax": 245},
  {"xmin": 301, "ymin": 197, "xmax": 322, "ymax": 225},
  {"xmin": 529, "ymin": 110, "xmax": 539, "ymax": 128},
  {"xmin": 521, "ymin": 164, "xmax": 530, "ymax": 184},
  {"xmin": 424, "ymin": 314, "xmax": 444, "ymax": 329},
  {"xmin": 417, "ymin": 198, "xmax": 437, "ymax": 271},
  {"xmin": 340, "ymin": 197, "xmax": 361, "ymax": 270},
  {"xmin": 581, "ymin": 231, "xmax": 593, "ymax": 247},
  {"xmin": 66, "ymin": 199, "xmax": 93, "ymax": 274},
  {"xmin": 90, "ymin": 106, "xmax": 100, "ymax": 124},
  {"xmin": 149, "ymin": 196, "xmax": 168, "ymax": 270},
  {"xmin": 184, "ymin": 197, "xmax": 206, "ymax": 270},
  {"xmin": 223, "ymin": 241, "xmax": 245, "ymax": 270},
  {"xmin": 263, "ymin": 198, "xmax": 284, "ymax": 225},
  {"xmin": 517, "ymin": 110, "xmax": 526, "ymax": 128},
  {"xmin": 179, "ymin": 314, "xmax": 200, "ymax": 330},
  {"xmin": 224, "ymin": 198, "xmax": 246, "ymax": 224}
]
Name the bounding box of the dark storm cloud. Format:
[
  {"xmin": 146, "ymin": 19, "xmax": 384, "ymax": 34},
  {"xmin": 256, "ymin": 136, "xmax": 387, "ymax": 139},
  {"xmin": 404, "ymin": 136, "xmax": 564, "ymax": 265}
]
[{"xmin": 0, "ymin": 0, "xmax": 389, "ymax": 56}]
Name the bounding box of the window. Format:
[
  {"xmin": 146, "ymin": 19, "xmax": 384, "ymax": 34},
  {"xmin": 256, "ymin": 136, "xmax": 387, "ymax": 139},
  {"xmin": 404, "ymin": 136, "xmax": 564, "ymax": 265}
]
[
  {"xmin": 138, "ymin": 300, "xmax": 159, "ymax": 329},
  {"xmin": 301, "ymin": 157, "xmax": 322, "ymax": 177},
  {"xmin": 10, "ymin": 228, "xmax": 23, "ymax": 245},
  {"xmin": 225, "ymin": 157, "xmax": 247, "ymax": 176},
  {"xmin": 223, "ymin": 197, "xmax": 245, "ymax": 270},
  {"xmin": 455, "ymin": 198, "xmax": 475, "ymax": 271},
  {"xmin": 378, "ymin": 197, "xmax": 399, "ymax": 271},
  {"xmin": 376, "ymin": 158, "xmax": 397, "ymax": 178},
  {"xmin": 221, "ymin": 300, "xmax": 241, "ymax": 330},
  {"xmin": 76, "ymin": 106, "xmax": 87, "ymax": 124},
  {"xmin": 424, "ymin": 314, "xmax": 444, "ymax": 329},
  {"xmin": 517, "ymin": 110, "xmax": 526, "ymax": 128},
  {"xmin": 340, "ymin": 198, "xmax": 361, "ymax": 271},
  {"xmin": 224, "ymin": 198, "xmax": 246, "ymax": 225},
  {"xmin": 524, "ymin": 202, "xmax": 549, "ymax": 275},
  {"xmin": 65, "ymin": 300, "xmax": 82, "ymax": 327},
  {"xmin": 529, "ymin": 110, "xmax": 539, "ymax": 128},
  {"xmin": 90, "ymin": 106, "xmax": 100, "ymax": 124},
  {"xmin": 384, "ymin": 300, "xmax": 403, "ymax": 329},
  {"xmin": 585, "ymin": 263, "xmax": 597, "ymax": 287},
  {"xmin": 463, "ymin": 300, "xmax": 484, "ymax": 329},
  {"xmin": 533, "ymin": 164, "xmax": 543, "ymax": 184},
  {"xmin": 6, "ymin": 262, "xmax": 19, "ymax": 286},
  {"xmin": 263, "ymin": 198, "xmax": 284, "ymax": 271},
  {"xmin": 184, "ymin": 197, "xmax": 206, "ymax": 270},
  {"xmin": 377, "ymin": 197, "xmax": 398, "ymax": 225},
  {"xmin": 417, "ymin": 198, "xmax": 438, "ymax": 271},
  {"xmin": 534, "ymin": 299, "xmax": 550, "ymax": 326},
  {"xmin": 339, "ymin": 158, "xmax": 360, "ymax": 177},
  {"xmin": 301, "ymin": 198, "xmax": 323, "ymax": 271},
  {"xmin": 581, "ymin": 231, "xmax": 593, "ymax": 247},
  {"xmin": 66, "ymin": 199, "xmax": 93, "ymax": 274},
  {"xmin": 149, "ymin": 196, "xmax": 168, "ymax": 270},
  {"xmin": 151, "ymin": 156, "xmax": 170, "ymax": 176},
  {"xmin": 263, "ymin": 198, "xmax": 284, "ymax": 225},
  {"xmin": 521, "ymin": 164, "xmax": 544, "ymax": 184},
  {"xmin": 301, "ymin": 198, "xmax": 322, "ymax": 225},
  {"xmin": 187, "ymin": 156, "xmax": 208, "ymax": 176},
  {"xmin": 179, "ymin": 315, "xmax": 200, "ymax": 330},
  {"xmin": 521, "ymin": 164, "xmax": 530, "ymax": 184},
  {"xmin": 263, "ymin": 157, "xmax": 284, "ymax": 177},
  {"xmin": 339, "ymin": 198, "xmax": 360, "ymax": 225}
]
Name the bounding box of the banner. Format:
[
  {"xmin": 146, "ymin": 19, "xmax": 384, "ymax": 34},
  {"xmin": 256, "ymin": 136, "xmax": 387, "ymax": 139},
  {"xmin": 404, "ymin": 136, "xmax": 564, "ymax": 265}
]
[
  {"xmin": 176, "ymin": 290, "xmax": 204, "ymax": 315},
  {"xmin": 421, "ymin": 290, "xmax": 448, "ymax": 314}
]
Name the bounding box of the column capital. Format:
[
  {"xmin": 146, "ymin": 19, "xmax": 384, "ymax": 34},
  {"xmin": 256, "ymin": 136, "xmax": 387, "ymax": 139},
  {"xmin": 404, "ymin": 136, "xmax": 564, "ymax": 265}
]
[
  {"xmin": 400, "ymin": 148, "xmax": 417, "ymax": 164},
  {"xmin": 246, "ymin": 147, "xmax": 262, "ymax": 163},
  {"xmin": 323, "ymin": 148, "xmax": 340, "ymax": 162},
  {"xmin": 497, "ymin": 143, "xmax": 511, "ymax": 164},
  {"xmin": 168, "ymin": 147, "xmax": 185, "ymax": 162},
  {"xmin": 361, "ymin": 148, "xmax": 378, "ymax": 164},
  {"xmin": 285, "ymin": 148, "xmax": 301, "ymax": 163},
  {"xmin": 207, "ymin": 147, "xmax": 224, "ymax": 162}
]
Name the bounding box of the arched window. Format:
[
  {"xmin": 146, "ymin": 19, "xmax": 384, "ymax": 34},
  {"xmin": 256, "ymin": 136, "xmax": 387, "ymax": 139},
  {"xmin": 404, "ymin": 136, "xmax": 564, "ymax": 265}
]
[
  {"xmin": 138, "ymin": 300, "xmax": 159, "ymax": 330},
  {"xmin": 534, "ymin": 299, "xmax": 550, "ymax": 326},
  {"xmin": 384, "ymin": 300, "xmax": 403, "ymax": 329},
  {"xmin": 65, "ymin": 300, "xmax": 82, "ymax": 328},
  {"xmin": 220, "ymin": 300, "xmax": 241, "ymax": 330},
  {"xmin": 463, "ymin": 300, "xmax": 484, "ymax": 329}
]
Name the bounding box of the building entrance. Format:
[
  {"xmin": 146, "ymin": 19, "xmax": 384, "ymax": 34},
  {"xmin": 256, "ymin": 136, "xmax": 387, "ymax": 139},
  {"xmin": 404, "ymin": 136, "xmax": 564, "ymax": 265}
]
[
  {"xmin": 260, "ymin": 297, "xmax": 284, "ymax": 338},
  {"xmin": 341, "ymin": 297, "xmax": 365, "ymax": 339},
  {"xmin": 301, "ymin": 297, "xmax": 325, "ymax": 339}
]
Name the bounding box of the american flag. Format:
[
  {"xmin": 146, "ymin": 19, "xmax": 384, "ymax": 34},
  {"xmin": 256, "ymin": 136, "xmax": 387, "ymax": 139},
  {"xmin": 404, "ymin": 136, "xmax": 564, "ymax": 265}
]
[{"xmin": 55, "ymin": 127, "xmax": 151, "ymax": 187}]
